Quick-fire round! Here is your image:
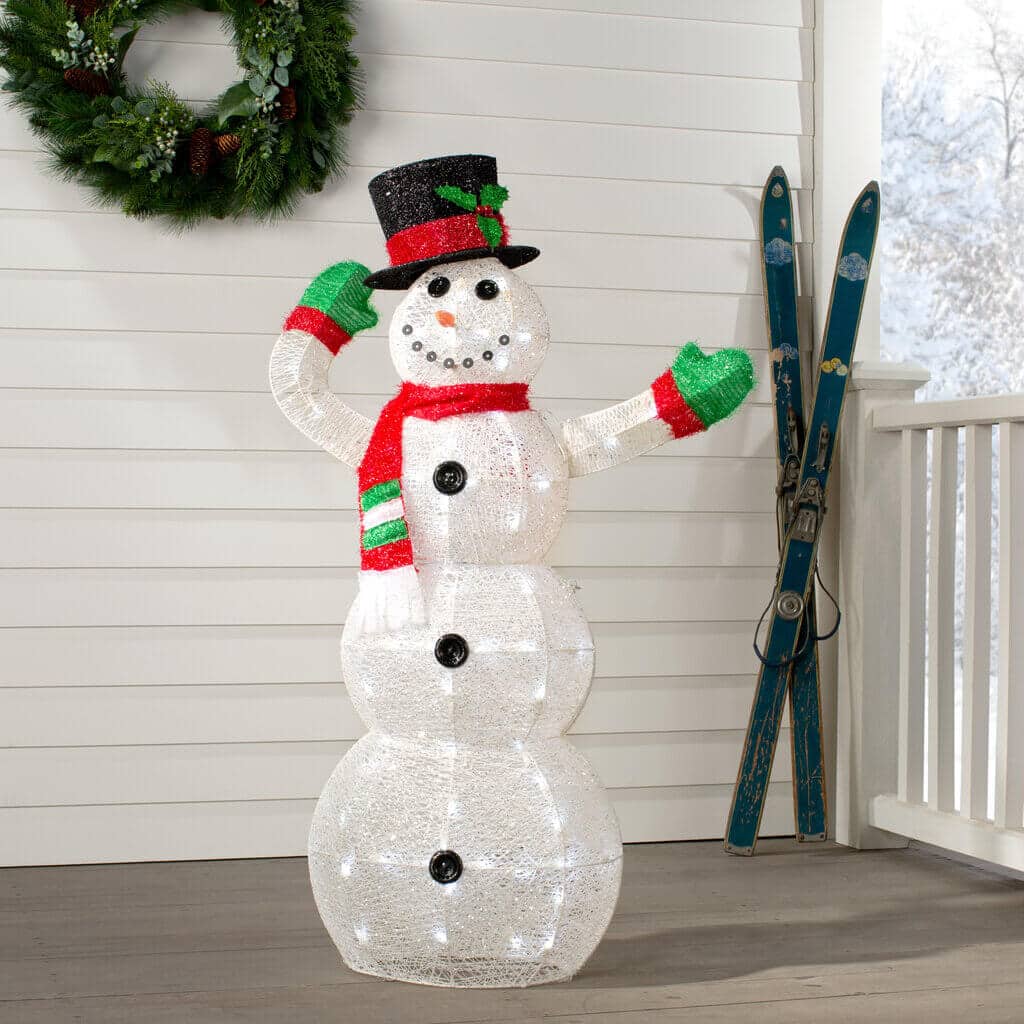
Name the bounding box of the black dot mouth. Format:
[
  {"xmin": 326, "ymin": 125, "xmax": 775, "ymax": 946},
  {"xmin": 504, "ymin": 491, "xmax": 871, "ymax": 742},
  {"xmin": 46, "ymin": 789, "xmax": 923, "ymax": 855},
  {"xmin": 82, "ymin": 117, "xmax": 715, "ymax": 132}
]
[{"xmin": 408, "ymin": 333, "xmax": 511, "ymax": 371}]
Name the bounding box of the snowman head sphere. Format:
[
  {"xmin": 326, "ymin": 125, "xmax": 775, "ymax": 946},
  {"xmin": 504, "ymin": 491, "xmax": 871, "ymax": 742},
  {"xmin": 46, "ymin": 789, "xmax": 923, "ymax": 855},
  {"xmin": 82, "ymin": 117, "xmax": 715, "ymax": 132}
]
[
  {"xmin": 364, "ymin": 155, "xmax": 547, "ymax": 385},
  {"xmin": 388, "ymin": 259, "xmax": 549, "ymax": 385}
]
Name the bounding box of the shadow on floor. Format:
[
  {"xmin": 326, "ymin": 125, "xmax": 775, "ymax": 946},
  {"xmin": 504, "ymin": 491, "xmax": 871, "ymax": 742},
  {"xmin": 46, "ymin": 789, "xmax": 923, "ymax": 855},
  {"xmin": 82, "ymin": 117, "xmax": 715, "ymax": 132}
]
[{"xmin": 578, "ymin": 848, "xmax": 1024, "ymax": 989}]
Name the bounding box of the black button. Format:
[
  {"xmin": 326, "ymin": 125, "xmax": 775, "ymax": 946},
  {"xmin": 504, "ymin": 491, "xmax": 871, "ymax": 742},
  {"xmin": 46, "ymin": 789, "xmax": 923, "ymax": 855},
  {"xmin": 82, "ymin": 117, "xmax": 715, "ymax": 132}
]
[
  {"xmin": 429, "ymin": 849, "xmax": 463, "ymax": 884},
  {"xmin": 434, "ymin": 633, "xmax": 469, "ymax": 668},
  {"xmin": 433, "ymin": 461, "xmax": 466, "ymax": 495},
  {"xmin": 475, "ymin": 279, "xmax": 499, "ymax": 300},
  {"xmin": 428, "ymin": 276, "xmax": 450, "ymax": 297}
]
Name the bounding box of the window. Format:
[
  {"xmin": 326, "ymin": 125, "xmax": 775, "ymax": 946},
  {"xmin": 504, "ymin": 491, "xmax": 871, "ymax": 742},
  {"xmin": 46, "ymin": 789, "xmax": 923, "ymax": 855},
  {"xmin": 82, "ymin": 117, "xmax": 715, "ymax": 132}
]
[{"xmin": 882, "ymin": 0, "xmax": 1024, "ymax": 400}]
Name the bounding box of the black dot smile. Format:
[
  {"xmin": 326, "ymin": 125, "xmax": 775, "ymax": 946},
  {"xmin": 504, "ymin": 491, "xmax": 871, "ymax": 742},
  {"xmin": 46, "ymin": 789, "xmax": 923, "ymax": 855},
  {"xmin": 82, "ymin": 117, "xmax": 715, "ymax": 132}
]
[{"xmin": 410, "ymin": 333, "xmax": 513, "ymax": 371}]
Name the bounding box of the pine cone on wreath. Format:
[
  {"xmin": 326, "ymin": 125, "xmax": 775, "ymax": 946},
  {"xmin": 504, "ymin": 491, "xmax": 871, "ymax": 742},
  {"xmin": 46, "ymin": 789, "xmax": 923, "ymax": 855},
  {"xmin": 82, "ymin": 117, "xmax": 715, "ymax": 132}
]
[
  {"xmin": 189, "ymin": 127, "xmax": 212, "ymax": 176},
  {"xmin": 213, "ymin": 132, "xmax": 242, "ymax": 158},
  {"xmin": 67, "ymin": 0, "xmax": 101, "ymax": 20},
  {"xmin": 277, "ymin": 86, "xmax": 297, "ymax": 121},
  {"xmin": 63, "ymin": 67, "xmax": 109, "ymax": 96}
]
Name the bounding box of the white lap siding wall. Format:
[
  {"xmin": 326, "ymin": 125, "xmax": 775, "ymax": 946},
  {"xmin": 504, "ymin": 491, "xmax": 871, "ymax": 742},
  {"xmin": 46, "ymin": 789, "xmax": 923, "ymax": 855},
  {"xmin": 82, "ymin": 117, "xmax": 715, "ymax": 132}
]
[{"xmin": 0, "ymin": 0, "xmax": 815, "ymax": 864}]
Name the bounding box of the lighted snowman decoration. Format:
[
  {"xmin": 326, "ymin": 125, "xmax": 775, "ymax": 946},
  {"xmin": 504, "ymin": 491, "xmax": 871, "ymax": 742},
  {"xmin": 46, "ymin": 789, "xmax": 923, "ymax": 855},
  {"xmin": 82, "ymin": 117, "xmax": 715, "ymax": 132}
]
[{"xmin": 271, "ymin": 155, "xmax": 755, "ymax": 988}]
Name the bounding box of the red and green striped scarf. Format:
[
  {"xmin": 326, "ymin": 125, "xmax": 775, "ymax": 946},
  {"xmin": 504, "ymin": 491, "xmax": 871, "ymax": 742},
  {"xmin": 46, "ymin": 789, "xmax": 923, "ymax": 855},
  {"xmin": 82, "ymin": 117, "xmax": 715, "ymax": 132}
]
[{"xmin": 357, "ymin": 381, "xmax": 532, "ymax": 573}]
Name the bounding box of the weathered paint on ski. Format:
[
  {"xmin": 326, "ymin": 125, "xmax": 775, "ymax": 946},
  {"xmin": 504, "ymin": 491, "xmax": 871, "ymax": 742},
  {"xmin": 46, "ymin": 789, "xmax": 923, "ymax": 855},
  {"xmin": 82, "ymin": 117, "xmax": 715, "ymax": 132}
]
[
  {"xmin": 789, "ymin": 621, "xmax": 827, "ymax": 841},
  {"xmin": 761, "ymin": 166, "xmax": 805, "ymax": 475},
  {"xmin": 725, "ymin": 180, "xmax": 880, "ymax": 856}
]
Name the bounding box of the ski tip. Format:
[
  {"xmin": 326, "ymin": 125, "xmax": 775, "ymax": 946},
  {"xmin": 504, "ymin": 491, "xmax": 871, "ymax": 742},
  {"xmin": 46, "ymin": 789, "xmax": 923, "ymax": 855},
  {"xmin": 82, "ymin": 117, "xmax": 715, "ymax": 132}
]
[{"xmin": 770, "ymin": 164, "xmax": 787, "ymax": 178}]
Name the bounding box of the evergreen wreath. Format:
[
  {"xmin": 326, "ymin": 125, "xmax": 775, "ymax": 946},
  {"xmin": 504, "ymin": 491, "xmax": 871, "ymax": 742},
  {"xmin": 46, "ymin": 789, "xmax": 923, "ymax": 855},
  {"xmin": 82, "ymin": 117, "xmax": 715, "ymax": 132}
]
[{"xmin": 0, "ymin": 0, "xmax": 362, "ymax": 224}]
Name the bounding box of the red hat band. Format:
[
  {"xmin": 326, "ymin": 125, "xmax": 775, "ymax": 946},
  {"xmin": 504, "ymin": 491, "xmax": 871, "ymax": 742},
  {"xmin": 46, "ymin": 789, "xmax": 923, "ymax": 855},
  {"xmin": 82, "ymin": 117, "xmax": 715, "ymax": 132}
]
[{"xmin": 385, "ymin": 212, "xmax": 509, "ymax": 269}]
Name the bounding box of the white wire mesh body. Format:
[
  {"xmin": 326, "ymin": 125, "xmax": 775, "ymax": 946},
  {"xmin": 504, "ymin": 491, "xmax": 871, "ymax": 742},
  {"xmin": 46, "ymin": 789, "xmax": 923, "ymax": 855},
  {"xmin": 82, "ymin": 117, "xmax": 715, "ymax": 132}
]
[
  {"xmin": 309, "ymin": 410, "xmax": 623, "ymax": 987},
  {"xmin": 311, "ymin": 525, "xmax": 623, "ymax": 984}
]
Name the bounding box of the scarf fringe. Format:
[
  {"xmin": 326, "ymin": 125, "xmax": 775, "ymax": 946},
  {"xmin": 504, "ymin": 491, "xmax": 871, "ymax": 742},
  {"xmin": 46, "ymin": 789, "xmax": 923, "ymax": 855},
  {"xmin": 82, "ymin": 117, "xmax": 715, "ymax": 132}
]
[{"xmin": 352, "ymin": 566, "xmax": 427, "ymax": 635}]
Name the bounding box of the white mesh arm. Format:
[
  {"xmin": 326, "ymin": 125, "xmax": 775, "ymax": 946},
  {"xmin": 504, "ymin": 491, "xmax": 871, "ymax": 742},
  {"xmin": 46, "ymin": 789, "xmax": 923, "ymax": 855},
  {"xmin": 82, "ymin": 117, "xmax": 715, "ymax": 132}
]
[
  {"xmin": 560, "ymin": 388, "xmax": 676, "ymax": 478},
  {"xmin": 269, "ymin": 329, "xmax": 374, "ymax": 470}
]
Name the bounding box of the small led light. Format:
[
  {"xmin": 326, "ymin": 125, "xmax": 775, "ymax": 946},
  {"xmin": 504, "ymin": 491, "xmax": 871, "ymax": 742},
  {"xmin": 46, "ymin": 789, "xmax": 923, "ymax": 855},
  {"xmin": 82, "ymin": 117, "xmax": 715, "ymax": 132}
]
[
  {"xmin": 510, "ymin": 934, "xmax": 523, "ymax": 950},
  {"xmin": 354, "ymin": 924, "xmax": 369, "ymax": 944},
  {"xmin": 433, "ymin": 927, "xmax": 449, "ymax": 944}
]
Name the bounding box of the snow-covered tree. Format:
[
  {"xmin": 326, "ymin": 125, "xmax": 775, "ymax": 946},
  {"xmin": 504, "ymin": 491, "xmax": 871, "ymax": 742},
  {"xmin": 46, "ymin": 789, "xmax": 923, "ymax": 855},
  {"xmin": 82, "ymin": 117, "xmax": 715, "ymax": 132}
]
[{"xmin": 882, "ymin": 24, "xmax": 1024, "ymax": 401}]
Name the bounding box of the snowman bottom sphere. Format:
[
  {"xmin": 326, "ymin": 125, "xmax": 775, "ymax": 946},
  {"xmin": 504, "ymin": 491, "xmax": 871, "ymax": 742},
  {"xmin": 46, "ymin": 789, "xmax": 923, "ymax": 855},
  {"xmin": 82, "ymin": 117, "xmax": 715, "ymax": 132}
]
[{"xmin": 308, "ymin": 732, "xmax": 622, "ymax": 987}]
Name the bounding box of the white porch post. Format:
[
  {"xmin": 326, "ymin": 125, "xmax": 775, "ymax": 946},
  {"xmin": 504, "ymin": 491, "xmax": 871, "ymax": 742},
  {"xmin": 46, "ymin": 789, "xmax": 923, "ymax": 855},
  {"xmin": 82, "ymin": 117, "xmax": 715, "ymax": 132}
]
[
  {"xmin": 812, "ymin": 0, "xmax": 886, "ymax": 830},
  {"xmin": 813, "ymin": 0, "xmax": 883, "ymax": 363},
  {"xmin": 835, "ymin": 361, "xmax": 930, "ymax": 849}
]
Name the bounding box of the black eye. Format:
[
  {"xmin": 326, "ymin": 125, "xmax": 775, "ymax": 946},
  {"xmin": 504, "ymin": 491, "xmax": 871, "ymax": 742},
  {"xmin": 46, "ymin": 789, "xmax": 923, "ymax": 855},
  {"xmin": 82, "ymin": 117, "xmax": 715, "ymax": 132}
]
[
  {"xmin": 475, "ymin": 279, "xmax": 499, "ymax": 300},
  {"xmin": 427, "ymin": 276, "xmax": 450, "ymax": 297}
]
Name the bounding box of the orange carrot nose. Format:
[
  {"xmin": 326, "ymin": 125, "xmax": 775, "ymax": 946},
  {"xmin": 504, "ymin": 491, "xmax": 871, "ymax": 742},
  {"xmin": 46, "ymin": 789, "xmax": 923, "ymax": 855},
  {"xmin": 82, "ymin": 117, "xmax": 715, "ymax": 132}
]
[{"xmin": 435, "ymin": 310, "xmax": 456, "ymax": 328}]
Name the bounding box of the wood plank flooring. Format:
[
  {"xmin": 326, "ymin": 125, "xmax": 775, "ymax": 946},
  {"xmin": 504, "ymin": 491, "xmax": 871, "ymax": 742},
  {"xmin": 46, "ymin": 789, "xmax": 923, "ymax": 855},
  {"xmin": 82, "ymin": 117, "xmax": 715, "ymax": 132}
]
[{"xmin": 2, "ymin": 839, "xmax": 1024, "ymax": 1022}]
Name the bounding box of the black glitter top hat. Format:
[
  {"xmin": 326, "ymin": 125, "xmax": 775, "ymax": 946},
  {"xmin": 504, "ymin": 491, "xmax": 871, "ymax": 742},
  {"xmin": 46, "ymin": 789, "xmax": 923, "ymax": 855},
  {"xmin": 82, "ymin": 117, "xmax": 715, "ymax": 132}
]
[{"xmin": 363, "ymin": 154, "xmax": 540, "ymax": 290}]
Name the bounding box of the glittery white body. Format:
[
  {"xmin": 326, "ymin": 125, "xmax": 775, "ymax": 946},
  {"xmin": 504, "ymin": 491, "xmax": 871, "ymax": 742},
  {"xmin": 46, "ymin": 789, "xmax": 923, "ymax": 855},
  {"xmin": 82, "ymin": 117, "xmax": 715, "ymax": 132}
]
[{"xmin": 270, "ymin": 258, "xmax": 679, "ymax": 987}]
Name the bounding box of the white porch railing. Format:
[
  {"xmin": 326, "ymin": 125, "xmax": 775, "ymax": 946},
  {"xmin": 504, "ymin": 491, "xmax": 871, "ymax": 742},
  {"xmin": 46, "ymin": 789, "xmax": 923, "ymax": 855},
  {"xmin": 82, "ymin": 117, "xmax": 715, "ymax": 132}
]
[{"xmin": 837, "ymin": 364, "xmax": 1024, "ymax": 872}]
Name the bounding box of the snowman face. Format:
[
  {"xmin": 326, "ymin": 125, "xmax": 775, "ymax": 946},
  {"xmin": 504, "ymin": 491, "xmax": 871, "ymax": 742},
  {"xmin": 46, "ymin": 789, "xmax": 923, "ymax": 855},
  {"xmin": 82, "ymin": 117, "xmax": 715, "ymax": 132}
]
[{"xmin": 389, "ymin": 257, "xmax": 549, "ymax": 385}]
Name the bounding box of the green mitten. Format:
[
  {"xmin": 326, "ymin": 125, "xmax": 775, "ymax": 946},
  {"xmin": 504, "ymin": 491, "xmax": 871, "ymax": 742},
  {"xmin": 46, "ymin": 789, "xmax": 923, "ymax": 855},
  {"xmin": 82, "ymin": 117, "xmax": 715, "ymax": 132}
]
[
  {"xmin": 670, "ymin": 342, "xmax": 755, "ymax": 427},
  {"xmin": 284, "ymin": 262, "xmax": 379, "ymax": 353},
  {"xmin": 299, "ymin": 261, "xmax": 379, "ymax": 336}
]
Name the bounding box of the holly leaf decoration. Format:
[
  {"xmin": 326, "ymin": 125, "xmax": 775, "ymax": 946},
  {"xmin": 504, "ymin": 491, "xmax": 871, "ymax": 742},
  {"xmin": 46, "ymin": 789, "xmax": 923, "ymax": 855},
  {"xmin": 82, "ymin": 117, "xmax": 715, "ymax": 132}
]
[
  {"xmin": 477, "ymin": 213, "xmax": 503, "ymax": 248},
  {"xmin": 479, "ymin": 183, "xmax": 508, "ymax": 210},
  {"xmin": 435, "ymin": 184, "xmax": 477, "ymax": 211}
]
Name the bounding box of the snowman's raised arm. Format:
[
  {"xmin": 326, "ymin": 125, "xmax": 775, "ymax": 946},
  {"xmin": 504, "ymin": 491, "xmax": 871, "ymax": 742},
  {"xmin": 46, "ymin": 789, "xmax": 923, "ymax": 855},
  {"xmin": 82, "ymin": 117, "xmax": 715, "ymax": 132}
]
[
  {"xmin": 560, "ymin": 343, "xmax": 755, "ymax": 477},
  {"xmin": 269, "ymin": 263, "xmax": 379, "ymax": 470}
]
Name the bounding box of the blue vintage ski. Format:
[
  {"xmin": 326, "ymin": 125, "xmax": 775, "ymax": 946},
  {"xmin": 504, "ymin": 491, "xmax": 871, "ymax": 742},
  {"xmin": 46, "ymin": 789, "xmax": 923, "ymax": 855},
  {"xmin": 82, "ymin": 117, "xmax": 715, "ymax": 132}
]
[
  {"xmin": 758, "ymin": 167, "xmax": 827, "ymax": 844},
  {"xmin": 725, "ymin": 179, "xmax": 880, "ymax": 856}
]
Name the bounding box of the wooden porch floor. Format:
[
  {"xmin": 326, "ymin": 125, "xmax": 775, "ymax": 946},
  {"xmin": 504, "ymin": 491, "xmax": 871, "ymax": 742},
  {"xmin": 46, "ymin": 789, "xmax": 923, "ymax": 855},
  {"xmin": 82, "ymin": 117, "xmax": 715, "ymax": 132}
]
[{"xmin": 3, "ymin": 839, "xmax": 1024, "ymax": 1022}]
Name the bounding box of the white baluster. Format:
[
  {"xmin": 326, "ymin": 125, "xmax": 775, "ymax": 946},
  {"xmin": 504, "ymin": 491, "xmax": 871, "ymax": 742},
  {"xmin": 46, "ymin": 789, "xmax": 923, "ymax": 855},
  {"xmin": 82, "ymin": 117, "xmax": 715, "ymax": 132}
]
[
  {"xmin": 995, "ymin": 421, "xmax": 1024, "ymax": 830},
  {"xmin": 927, "ymin": 427, "xmax": 957, "ymax": 813},
  {"xmin": 961, "ymin": 424, "xmax": 992, "ymax": 821},
  {"xmin": 898, "ymin": 427, "xmax": 927, "ymax": 805}
]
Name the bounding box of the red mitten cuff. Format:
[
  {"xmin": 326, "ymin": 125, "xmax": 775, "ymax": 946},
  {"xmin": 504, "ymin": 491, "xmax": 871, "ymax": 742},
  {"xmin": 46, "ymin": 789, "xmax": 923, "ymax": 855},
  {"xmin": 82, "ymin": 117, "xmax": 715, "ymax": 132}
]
[{"xmin": 283, "ymin": 306, "xmax": 352, "ymax": 355}]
